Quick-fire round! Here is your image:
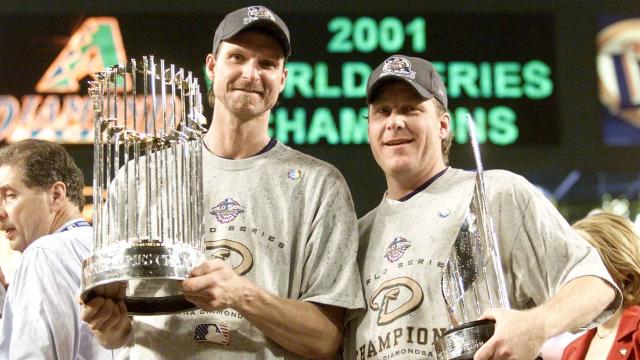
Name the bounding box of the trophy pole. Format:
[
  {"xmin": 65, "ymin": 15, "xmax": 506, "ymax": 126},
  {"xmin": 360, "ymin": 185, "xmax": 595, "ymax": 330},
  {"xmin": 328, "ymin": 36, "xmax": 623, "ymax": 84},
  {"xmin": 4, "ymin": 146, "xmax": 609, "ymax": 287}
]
[{"xmin": 435, "ymin": 114, "xmax": 510, "ymax": 360}]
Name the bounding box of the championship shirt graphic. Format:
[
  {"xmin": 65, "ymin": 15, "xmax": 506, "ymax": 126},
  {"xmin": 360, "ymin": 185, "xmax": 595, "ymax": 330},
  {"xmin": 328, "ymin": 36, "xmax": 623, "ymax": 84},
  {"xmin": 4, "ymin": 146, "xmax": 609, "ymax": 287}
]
[
  {"xmin": 206, "ymin": 239, "xmax": 254, "ymax": 276},
  {"xmin": 381, "ymin": 56, "xmax": 416, "ymax": 79},
  {"xmin": 210, "ymin": 198, "xmax": 245, "ymax": 223},
  {"xmin": 193, "ymin": 323, "xmax": 230, "ymax": 345},
  {"xmin": 369, "ymin": 277, "xmax": 424, "ymax": 325},
  {"xmin": 384, "ymin": 237, "xmax": 411, "ymax": 263}
]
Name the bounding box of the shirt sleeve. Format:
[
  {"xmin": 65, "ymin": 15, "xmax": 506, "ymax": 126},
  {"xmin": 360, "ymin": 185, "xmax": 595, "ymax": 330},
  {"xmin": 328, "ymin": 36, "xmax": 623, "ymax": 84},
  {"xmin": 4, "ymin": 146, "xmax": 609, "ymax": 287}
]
[
  {"xmin": 7, "ymin": 247, "xmax": 81, "ymax": 359},
  {"xmin": 493, "ymin": 172, "xmax": 621, "ymax": 325},
  {"xmin": 297, "ymin": 166, "xmax": 365, "ymax": 311}
]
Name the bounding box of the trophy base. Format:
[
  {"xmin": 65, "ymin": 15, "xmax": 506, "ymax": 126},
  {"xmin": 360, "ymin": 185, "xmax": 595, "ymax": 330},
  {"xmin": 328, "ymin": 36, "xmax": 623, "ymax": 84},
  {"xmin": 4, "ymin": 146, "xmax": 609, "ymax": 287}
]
[
  {"xmin": 434, "ymin": 319, "xmax": 495, "ymax": 360},
  {"xmin": 81, "ymin": 241, "xmax": 205, "ymax": 315}
]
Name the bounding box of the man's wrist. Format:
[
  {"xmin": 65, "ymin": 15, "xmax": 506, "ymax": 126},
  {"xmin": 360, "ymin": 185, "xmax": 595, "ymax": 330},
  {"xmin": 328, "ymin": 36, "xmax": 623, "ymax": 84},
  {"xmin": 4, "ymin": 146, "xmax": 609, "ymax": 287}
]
[{"xmin": 234, "ymin": 279, "xmax": 265, "ymax": 316}]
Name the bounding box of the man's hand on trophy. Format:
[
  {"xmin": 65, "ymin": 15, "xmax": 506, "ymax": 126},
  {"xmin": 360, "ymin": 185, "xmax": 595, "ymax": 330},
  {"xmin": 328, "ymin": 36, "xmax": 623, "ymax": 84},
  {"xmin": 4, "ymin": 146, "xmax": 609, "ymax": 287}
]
[
  {"xmin": 182, "ymin": 259, "xmax": 256, "ymax": 312},
  {"xmin": 473, "ymin": 308, "xmax": 546, "ymax": 360},
  {"xmin": 80, "ymin": 296, "xmax": 132, "ymax": 349}
]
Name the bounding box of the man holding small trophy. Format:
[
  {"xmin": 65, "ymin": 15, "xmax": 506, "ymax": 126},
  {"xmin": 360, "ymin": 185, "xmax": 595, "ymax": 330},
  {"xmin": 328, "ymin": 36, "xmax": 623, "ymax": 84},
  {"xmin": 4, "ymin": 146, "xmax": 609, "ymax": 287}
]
[{"xmin": 345, "ymin": 55, "xmax": 621, "ymax": 360}]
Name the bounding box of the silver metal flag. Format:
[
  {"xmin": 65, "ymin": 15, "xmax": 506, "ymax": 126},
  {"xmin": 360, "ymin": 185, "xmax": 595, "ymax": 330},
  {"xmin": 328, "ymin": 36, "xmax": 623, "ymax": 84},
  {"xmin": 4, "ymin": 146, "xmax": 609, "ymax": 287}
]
[
  {"xmin": 435, "ymin": 114, "xmax": 510, "ymax": 360},
  {"xmin": 81, "ymin": 56, "xmax": 207, "ymax": 315}
]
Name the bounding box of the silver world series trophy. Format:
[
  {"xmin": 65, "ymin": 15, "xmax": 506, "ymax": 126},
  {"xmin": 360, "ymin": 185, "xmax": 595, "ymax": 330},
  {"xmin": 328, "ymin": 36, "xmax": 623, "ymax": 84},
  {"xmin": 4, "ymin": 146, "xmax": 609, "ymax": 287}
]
[
  {"xmin": 80, "ymin": 56, "xmax": 207, "ymax": 315},
  {"xmin": 434, "ymin": 115, "xmax": 511, "ymax": 360}
]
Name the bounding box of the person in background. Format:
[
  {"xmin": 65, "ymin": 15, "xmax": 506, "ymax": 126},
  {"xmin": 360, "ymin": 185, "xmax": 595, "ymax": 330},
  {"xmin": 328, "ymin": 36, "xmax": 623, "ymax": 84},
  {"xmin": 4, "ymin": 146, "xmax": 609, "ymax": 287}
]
[
  {"xmin": 0, "ymin": 266, "xmax": 6, "ymax": 318},
  {"xmin": 0, "ymin": 139, "xmax": 113, "ymax": 359},
  {"xmin": 563, "ymin": 212, "xmax": 640, "ymax": 360}
]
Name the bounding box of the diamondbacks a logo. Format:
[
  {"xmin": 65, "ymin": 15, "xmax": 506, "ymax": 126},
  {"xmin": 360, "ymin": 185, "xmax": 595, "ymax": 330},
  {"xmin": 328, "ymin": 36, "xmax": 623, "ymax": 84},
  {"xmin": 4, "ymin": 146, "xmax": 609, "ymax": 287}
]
[
  {"xmin": 597, "ymin": 18, "xmax": 640, "ymax": 127},
  {"xmin": 193, "ymin": 323, "xmax": 230, "ymax": 345},
  {"xmin": 206, "ymin": 239, "xmax": 254, "ymax": 276},
  {"xmin": 369, "ymin": 277, "xmax": 424, "ymax": 326},
  {"xmin": 244, "ymin": 6, "xmax": 275, "ymax": 24},
  {"xmin": 382, "ymin": 56, "xmax": 416, "ymax": 80},
  {"xmin": 210, "ymin": 198, "xmax": 245, "ymax": 223},
  {"xmin": 384, "ymin": 237, "xmax": 411, "ymax": 263},
  {"xmin": 36, "ymin": 17, "xmax": 128, "ymax": 94}
]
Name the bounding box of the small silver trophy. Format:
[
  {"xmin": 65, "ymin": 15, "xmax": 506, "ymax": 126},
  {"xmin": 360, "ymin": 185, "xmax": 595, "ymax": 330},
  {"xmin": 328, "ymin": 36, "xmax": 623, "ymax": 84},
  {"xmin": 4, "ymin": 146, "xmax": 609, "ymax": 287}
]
[
  {"xmin": 81, "ymin": 56, "xmax": 207, "ymax": 315},
  {"xmin": 434, "ymin": 115, "xmax": 510, "ymax": 360}
]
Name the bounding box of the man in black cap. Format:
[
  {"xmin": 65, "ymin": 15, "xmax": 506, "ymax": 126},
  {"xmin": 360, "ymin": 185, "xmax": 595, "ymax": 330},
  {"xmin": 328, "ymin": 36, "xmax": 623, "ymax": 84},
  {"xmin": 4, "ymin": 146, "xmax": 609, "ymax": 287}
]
[
  {"xmin": 82, "ymin": 6, "xmax": 363, "ymax": 359},
  {"xmin": 344, "ymin": 55, "xmax": 620, "ymax": 360}
]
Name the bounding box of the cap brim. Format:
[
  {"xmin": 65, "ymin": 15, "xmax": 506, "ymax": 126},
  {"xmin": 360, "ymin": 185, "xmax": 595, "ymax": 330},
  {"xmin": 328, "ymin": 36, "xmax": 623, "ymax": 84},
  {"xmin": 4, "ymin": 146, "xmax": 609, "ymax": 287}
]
[{"xmin": 367, "ymin": 75, "xmax": 435, "ymax": 104}]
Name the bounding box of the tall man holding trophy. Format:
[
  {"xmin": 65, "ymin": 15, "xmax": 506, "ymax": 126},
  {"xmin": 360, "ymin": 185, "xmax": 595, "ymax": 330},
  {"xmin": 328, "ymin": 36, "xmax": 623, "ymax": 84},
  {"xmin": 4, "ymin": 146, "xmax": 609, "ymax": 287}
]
[
  {"xmin": 346, "ymin": 55, "xmax": 621, "ymax": 360},
  {"xmin": 81, "ymin": 5, "xmax": 364, "ymax": 359}
]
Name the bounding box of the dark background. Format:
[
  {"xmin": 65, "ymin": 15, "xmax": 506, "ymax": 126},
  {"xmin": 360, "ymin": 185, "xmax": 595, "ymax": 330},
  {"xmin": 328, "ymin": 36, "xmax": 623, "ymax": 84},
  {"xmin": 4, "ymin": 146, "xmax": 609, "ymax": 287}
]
[{"xmin": 1, "ymin": 0, "xmax": 639, "ymax": 221}]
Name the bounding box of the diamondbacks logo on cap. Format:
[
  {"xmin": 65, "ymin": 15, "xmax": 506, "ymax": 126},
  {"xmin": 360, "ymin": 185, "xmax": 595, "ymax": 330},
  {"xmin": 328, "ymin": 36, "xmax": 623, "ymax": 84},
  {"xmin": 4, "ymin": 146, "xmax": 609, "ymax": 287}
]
[
  {"xmin": 244, "ymin": 6, "xmax": 275, "ymax": 24},
  {"xmin": 193, "ymin": 323, "xmax": 230, "ymax": 345},
  {"xmin": 384, "ymin": 237, "xmax": 411, "ymax": 263},
  {"xmin": 210, "ymin": 198, "xmax": 245, "ymax": 223},
  {"xmin": 382, "ymin": 56, "xmax": 416, "ymax": 80}
]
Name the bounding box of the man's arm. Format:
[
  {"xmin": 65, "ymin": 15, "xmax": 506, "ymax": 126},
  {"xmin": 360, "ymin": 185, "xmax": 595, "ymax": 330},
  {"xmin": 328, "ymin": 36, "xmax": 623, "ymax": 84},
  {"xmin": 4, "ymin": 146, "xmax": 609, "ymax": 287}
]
[
  {"xmin": 5, "ymin": 248, "xmax": 85, "ymax": 358},
  {"xmin": 474, "ymin": 275, "xmax": 616, "ymax": 360},
  {"xmin": 182, "ymin": 259, "xmax": 344, "ymax": 359}
]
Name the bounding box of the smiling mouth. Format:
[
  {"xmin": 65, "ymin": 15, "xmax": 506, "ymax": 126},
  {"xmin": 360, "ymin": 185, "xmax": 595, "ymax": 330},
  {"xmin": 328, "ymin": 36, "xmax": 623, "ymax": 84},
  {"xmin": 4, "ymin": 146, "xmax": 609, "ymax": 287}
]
[
  {"xmin": 385, "ymin": 139, "xmax": 413, "ymax": 146},
  {"xmin": 233, "ymin": 88, "xmax": 263, "ymax": 95}
]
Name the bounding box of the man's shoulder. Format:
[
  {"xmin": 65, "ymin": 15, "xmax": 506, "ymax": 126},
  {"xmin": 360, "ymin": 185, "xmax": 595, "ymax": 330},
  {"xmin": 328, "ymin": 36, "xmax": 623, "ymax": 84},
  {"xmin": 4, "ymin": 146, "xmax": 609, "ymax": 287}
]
[
  {"xmin": 273, "ymin": 143, "xmax": 345, "ymax": 179},
  {"xmin": 483, "ymin": 169, "xmax": 536, "ymax": 193},
  {"xmin": 25, "ymin": 226, "xmax": 92, "ymax": 260}
]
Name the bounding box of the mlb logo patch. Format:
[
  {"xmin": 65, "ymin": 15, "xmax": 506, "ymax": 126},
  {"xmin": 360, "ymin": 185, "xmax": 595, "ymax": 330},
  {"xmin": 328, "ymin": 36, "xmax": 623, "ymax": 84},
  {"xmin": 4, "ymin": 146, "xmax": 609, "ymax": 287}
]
[{"xmin": 193, "ymin": 323, "xmax": 230, "ymax": 345}]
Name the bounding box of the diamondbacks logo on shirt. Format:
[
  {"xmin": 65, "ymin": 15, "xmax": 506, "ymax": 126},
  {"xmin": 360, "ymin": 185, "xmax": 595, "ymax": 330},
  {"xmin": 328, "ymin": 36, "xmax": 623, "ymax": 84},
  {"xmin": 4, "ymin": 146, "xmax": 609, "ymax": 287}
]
[
  {"xmin": 244, "ymin": 6, "xmax": 275, "ymax": 24},
  {"xmin": 210, "ymin": 198, "xmax": 245, "ymax": 223},
  {"xmin": 381, "ymin": 56, "xmax": 416, "ymax": 80},
  {"xmin": 384, "ymin": 237, "xmax": 411, "ymax": 263},
  {"xmin": 369, "ymin": 277, "xmax": 424, "ymax": 325},
  {"xmin": 193, "ymin": 323, "xmax": 230, "ymax": 345},
  {"xmin": 206, "ymin": 239, "xmax": 254, "ymax": 276}
]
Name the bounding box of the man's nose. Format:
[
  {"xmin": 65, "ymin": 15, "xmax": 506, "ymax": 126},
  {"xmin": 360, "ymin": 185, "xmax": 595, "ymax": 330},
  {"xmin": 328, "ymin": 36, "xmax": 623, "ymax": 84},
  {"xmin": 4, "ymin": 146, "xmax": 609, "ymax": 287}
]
[
  {"xmin": 386, "ymin": 115, "xmax": 406, "ymax": 131},
  {"xmin": 241, "ymin": 60, "xmax": 260, "ymax": 82}
]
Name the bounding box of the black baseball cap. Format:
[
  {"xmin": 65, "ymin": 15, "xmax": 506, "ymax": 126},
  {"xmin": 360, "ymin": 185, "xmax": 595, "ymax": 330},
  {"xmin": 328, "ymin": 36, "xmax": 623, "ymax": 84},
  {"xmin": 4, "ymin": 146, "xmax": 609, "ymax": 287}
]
[
  {"xmin": 366, "ymin": 55, "xmax": 447, "ymax": 108},
  {"xmin": 212, "ymin": 6, "xmax": 291, "ymax": 58}
]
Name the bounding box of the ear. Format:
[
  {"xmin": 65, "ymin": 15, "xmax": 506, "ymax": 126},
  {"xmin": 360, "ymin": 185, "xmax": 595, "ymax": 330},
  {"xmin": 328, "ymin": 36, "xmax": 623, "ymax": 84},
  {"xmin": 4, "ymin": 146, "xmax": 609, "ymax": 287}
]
[
  {"xmin": 205, "ymin": 53, "xmax": 216, "ymax": 82},
  {"xmin": 439, "ymin": 110, "xmax": 451, "ymax": 140},
  {"xmin": 49, "ymin": 181, "xmax": 67, "ymax": 212},
  {"xmin": 278, "ymin": 66, "xmax": 288, "ymax": 94}
]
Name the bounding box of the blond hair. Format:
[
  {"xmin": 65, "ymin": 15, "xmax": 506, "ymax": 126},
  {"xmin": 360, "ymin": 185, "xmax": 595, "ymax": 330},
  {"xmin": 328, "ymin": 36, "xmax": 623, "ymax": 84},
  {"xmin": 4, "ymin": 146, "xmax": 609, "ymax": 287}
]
[
  {"xmin": 432, "ymin": 98, "xmax": 453, "ymax": 166},
  {"xmin": 573, "ymin": 213, "xmax": 640, "ymax": 307}
]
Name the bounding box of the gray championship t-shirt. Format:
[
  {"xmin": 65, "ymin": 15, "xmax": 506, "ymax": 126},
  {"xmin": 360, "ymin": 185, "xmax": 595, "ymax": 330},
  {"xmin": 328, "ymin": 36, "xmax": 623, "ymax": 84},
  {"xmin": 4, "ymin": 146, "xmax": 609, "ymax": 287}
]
[
  {"xmin": 345, "ymin": 167, "xmax": 620, "ymax": 360},
  {"xmin": 126, "ymin": 141, "xmax": 364, "ymax": 359}
]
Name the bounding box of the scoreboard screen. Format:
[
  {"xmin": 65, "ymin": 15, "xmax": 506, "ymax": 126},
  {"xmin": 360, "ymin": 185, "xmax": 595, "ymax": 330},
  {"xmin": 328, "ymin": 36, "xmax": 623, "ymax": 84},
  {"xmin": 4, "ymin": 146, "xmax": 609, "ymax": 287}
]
[{"xmin": 0, "ymin": 13, "xmax": 557, "ymax": 147}]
